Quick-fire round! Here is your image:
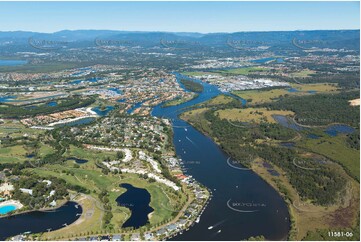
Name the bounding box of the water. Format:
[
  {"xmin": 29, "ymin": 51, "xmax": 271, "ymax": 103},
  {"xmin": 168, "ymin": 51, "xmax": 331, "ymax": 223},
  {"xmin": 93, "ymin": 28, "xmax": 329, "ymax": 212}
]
[
  {"xmin": 279, "ymin": 142, "xmax": 295, "ymax": 148},
  {"xmin": 325, "ymin": 124, "xmax": 355, "ymax": 137},
  {"xmin": 92, "ymin": 106, "xmax": 115, "ymax": 116},
  {"xmin": 108, "ymin": 88, "xmax": 123, "ymax": 94},
  {"xmin": 272, "ymin": 115, "xmax": 305, "ymax": 131},
  {"xmin": 116, "ymin": 183, "xmax": 154, "ymax": 229},
  {"xmin": 252, "ymin": 57, "xmax": 275, "ymax": 63},
  {"xmin": 127, "ymin": 101, "xmax": 146, "ymax": 114},
  {"xmin": 70, "ymin": 77, "xmax": 102, "ymax": 85},
  {"xmin": 0, "ymin": 60, "xmax": 27, "ymax": 66},
  {"xmin": 0, "ymin": 205, "xmax": 17, "ymax": 215},
  {"xmin": 287, "ymin": 88, "xmax": 299, "ymax": 93},
  {"xmin": 307, "ymin": 133, "xmax": 320, "ymax": 139},
  {"xmin": 0, "ymin": 95, "xmax": 17, "ymax": 102},
  {"xmin": 152, "ymin": 73, "xmax": 290, "ymax": 240},
  {"xmin": 67, "ymin": 157, "xmax": 88, "ymax": 164},
  {"xmin": 0, "ymin": 94, "xmax": 65, "ymax": 103},
  {"xmin": 47, "ymin": 101, "xmax": 58, "ymax": 107},
  {"xmin": 54, "ymin": 117, "xmax": 95, "ymax": 127},
  {"xmin": 0, "ymin": 201, "xmax": 82, "ymax": 240}
]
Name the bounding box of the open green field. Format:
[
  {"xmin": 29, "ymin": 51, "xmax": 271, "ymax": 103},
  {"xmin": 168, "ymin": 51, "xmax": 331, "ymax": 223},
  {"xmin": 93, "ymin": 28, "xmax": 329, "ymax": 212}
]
[
  {"xmin": 215, "ymin": 107, "xmax": 294, "ymax": 124},
  {"xmin": 203, "ymin": 94, "xmax": 234, "ymax": 106},
  {"xmin": 217, "ymin": 66, "xmax": 266, "ymax": 75},
  {"xmin": 0, "ymin": 145, "xmax": 27, "ymax": 163},
  {"xmin": 291, "ymin": 69, "xmax": 316, "ymax": 78},
  {"xmin": 183, "ymin": 67, "xmax": 266, "ymax": 77},
  {"xmin": 297, "ymin": 135, "xmax": 360, "ymax": 180},
  {"xmin": 233, "ymin": 83, "xmax": 339, "ymax": 105},
  {"xmin": 162, "ymin": 93, "xmax": 198, "ymax": 107},
  {"xmin": 0, "ymin": 62, "xmax": 80, "ymax": 73},
  {"xmin": 65, "ymin": 145, "xmax": 118, "ymax": 163}
]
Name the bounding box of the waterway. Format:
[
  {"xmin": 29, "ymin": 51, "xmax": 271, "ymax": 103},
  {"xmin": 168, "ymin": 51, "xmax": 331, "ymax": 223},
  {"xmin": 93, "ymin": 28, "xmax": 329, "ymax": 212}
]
[
  {"xmin": 152, "ymin": 73, "xmax": 290, "ymax": 240},
  {"xmin": 0, "ymin": 201, "xmax": 82, "ymax": 240}
]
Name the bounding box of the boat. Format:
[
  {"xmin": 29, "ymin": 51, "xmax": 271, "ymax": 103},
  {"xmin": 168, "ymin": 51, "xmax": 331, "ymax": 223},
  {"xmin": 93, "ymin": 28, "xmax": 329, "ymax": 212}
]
[
  {"xmin": 208, "ymin": 226, "xmax": 213, "ymax": 230},
  {"xmin": 195, "ymin": 217, "xmax": 200, "ymax": 223},
  {"xmin": 217, "ymin": 230, "xmax": 222, "ymax": 233}
]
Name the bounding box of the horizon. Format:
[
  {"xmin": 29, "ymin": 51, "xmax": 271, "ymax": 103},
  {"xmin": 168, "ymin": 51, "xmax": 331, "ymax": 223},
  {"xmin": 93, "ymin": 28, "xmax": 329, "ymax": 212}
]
[
  {"xmin": 0, "ymin": 1, "xmax": 359, "ymax": 33},
  {"xmin": 1, "ymin": 28, "xmax": 360, "ymax": 35}
]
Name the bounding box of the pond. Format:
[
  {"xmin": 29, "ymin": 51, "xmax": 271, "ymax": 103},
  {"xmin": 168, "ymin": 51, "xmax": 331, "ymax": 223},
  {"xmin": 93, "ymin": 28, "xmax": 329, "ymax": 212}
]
[
  {"xmin": 116, "ymin": 183, "xmax": 154, "ymax": 229},
  {"xmin": 325, "ymin": 124, "xmax": 355, "ymax": 137},
  {"xmin": 307, "ymin": 133, "xmax": 320, "ymax": 139},
  {"xmin": 67, "ymin": 157, "xmax": 88, "ymax": 164},
  {"xmin": 47, "ymin": 101, "xmax": 58, "ymax": 107},
  {"xmin": 272, "ymin": 115, "xmax": 305, "ymax": 131},
  {"xmin": 92, "ymin": 106, "xmax": 115, "ymax": 116}
]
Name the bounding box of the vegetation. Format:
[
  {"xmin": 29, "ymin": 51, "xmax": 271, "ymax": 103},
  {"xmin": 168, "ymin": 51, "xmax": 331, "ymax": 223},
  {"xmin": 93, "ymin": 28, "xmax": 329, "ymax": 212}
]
[
  {"xmin": 0, "ymin": 96, "xmax": 95, "ymax": 118},
  {"xmin": 263, "ymin": 91, "xmax": 360, "ymax": 127},
  {"xmin": 179, "ymin": 79, "xmax": 204, "ymax": 93}
]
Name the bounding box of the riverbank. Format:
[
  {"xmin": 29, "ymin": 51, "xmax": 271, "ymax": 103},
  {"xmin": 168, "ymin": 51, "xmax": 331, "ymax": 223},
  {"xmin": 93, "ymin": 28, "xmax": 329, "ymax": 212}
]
[{"xmin": 180, "ymin": 105, "xmax": 359, "ymax": 241}]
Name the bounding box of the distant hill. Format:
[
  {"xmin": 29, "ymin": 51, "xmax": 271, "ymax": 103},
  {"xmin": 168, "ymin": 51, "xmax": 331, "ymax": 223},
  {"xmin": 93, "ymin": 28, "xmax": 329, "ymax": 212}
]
[{"xmin": 0, "ymin": 29, "xmax": 359, "ymax": 51}]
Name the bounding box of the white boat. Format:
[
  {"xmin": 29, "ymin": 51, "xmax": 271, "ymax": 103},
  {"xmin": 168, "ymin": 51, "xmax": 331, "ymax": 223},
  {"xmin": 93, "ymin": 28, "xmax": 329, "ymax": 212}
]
[
  {"xmin": 208, "ymin": 226, "xmax": 213, "ymax": 230},
  {"xmin": 195, "ymin": 217, "xmax": 200, "ymax": 223},
  {"xmin": 217, "ymin": 230, "xmax": 222, "ymax": 233}
]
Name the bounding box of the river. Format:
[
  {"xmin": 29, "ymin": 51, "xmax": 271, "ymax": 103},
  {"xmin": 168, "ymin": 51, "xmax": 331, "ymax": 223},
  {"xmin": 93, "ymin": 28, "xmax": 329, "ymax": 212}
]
[{"xmin": 152, "ymin": 73, "xmax": 290, "ymax": 240}]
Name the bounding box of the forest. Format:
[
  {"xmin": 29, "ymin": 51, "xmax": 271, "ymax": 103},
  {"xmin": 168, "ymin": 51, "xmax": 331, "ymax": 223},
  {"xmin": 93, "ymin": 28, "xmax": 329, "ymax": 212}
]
[
  {"xmin": 183, "ymin": 104, "xmax": 347, "ymax": 206},
  {"xmin": 261, "ymin": 91, "xmax": 360, "ymax": 127},
  {"xmin": 179, "ymin": 78, "xmax": 204, "ymax": 93},
  {"xmin": 0, "ymin": 96, "xmax": 95, "ymax": 118}
]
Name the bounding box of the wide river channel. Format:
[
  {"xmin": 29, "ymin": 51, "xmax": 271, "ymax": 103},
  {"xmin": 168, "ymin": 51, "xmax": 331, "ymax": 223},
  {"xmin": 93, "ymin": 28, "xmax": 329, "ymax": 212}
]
[{"xmin": 152, "ymin": 73, "xmax": 290, "ymax": 240}]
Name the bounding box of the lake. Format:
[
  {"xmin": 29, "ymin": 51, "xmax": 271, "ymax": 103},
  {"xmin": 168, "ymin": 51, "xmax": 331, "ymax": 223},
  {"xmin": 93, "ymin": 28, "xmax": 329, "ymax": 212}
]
[
  {"xmin": 0, "ymin": 201, "xmax": 82, "ymax": 240},
  {"xmin": 325, "ymin": 124, "xmax": 355, "ymax": 136},
  {"xmin": 92, "ymin": 106, "xmax": 115, "ymax": 116},
  {"xmin": 116, "ymin": 183, "xmax": 154, "ymax": 229},
  {"xmin": 272, "ymin": 115, "xmax": 305, "ymax": 131}
]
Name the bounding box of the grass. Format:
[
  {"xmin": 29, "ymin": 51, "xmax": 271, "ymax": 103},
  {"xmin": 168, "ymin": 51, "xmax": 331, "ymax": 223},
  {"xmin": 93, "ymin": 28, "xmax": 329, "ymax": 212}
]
[
  {"xmin": 162, "ymin": 93, "xmax": 198, "ymax": 107},
  {"xmin": 297, "ymin": 135, "xmax": 360, "ymax": 180},
  {"xmin": 233, "ymin": 83, "xmax": 339, "ymax": 105},
  {"xmin": 203, "ymin": 94, "xmax": 234, "ymax": 106},
  {"xmin": 38, "ymin": 143, "xmax": 55, "ymax": 157},
  {"xmin": 65, "ymin": 145, "xmax": 117, "ymax": 163},
  {"xmin": 291, "ymin": 69, "xmax": 316, "ymax": 78},
  {"xmin": 217, "ymin": 66, "xmax": 266, "ymax": 75},
  {"xmin": 28, "ymin": 160, "xmax": 185, "ymax": 239},
  {"xmin": 0, "ymin": 145, "xmax": 27, "ymax": 163},
  {"xmin": 182, "ymin": 67, "xmax": 266, "ymax": 77},
  {"xmin": 215, "ymin": 107, "xmax": 294, "ymax": 124},
  {"xmin": 0, "ymin": 62, "xmax": 80, "ymax": 73},
  {"xmin": 252, "ymin": 156, "xmax": 359, "ymax": 240}
]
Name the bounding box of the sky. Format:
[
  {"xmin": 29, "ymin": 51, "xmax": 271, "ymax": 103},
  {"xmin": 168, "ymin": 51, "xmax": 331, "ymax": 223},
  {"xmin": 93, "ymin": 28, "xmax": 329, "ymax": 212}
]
[{"xmin": 0, "ymin": 1, "xmax": 359, "ymax": 33}]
